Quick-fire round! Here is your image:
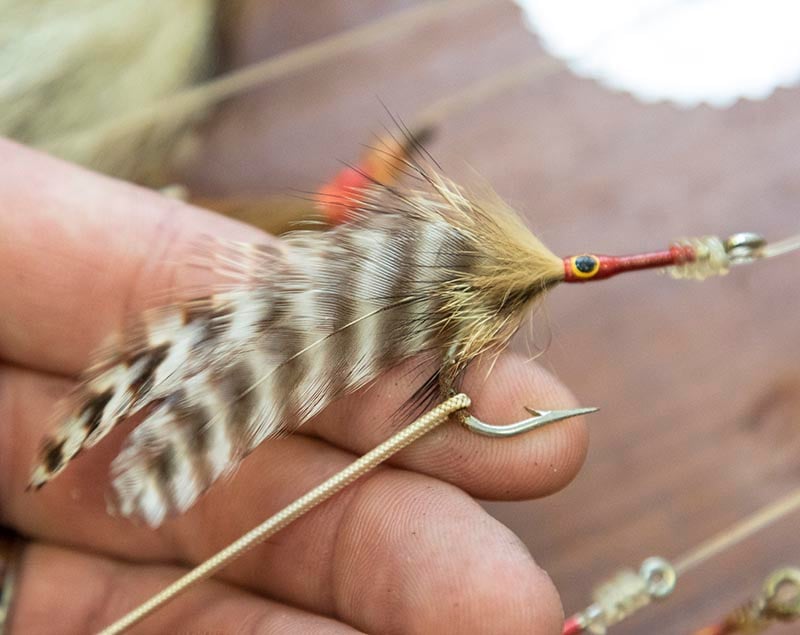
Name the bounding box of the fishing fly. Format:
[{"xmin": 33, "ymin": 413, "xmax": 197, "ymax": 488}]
[
  {"xmin": 28, "ymin": 134, "xmax": 799, "ymax": 529},
  {"xmin": 28, "ymin": 140, "xmax": 592, "ymax": 525}
]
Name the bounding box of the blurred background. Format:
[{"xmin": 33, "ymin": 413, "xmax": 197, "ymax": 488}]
[{"xmin": 4, "ymin": 1, "xmax": 799, "ymax": 632}]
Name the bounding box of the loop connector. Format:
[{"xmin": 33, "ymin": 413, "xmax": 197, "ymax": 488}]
[
  {"xmin": 693, "ymin": 566, "xmax": 800, "ymax": 634},
  {"xmin": 762, "ymin": 567, "xmax": 800, "ymax": 622},
  {"xmin": 640, "ymin": 556, "xmax": 677, "ymax": 599},
  {"xmin": 723, "ymin": 232, "xmax": 768, "ymax": 264},
  {"xmin": 666, "ymin": 230, "xmax": 799, "ymax": 280},
  {"xmin": 568, "ymin": 557, "xmax": 677, "ymax": 634},
  {"xmin": 722, "ymin": 230, "xmax": 800, "ymax": 264}
]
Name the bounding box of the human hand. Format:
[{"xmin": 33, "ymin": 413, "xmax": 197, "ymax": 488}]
[{"xmin": 0, "ymin": 139, "xmax": 588, "ymax": 634}]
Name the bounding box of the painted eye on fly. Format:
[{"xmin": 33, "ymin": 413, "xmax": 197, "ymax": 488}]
[{"xmin": 570, "ymin": 254, "xmax": 600, "ymax": 278}]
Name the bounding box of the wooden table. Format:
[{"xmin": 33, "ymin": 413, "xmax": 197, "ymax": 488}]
[{"xmin": 183, "ymin": 2, "xmax": 800, "ymax": 632}]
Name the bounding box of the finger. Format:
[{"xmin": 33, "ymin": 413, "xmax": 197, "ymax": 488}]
[
  {"xmin": 3, "ymin": 349, "xmax": 586, "ymax": 547},
  {"xmin": 2, "ymin": 367, "xmax": 564, "ymax": 633},
  {"xmin": 0, "ymin": 139, "xmax": 270, "ymax": 376},
  {"xmin": 11, "ymin": 542, "xmax": 360, "ymax": 634}
]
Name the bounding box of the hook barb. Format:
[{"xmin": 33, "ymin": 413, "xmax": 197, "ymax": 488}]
[{"xmin": 462, "ymin": 406, "xmax": 598, "ymax": 438}]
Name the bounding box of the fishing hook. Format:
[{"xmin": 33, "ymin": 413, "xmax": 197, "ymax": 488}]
[
  {"xmin": 461, "ymin": 406, "xmax": 599, "ymax": 437},
  {"xmin": 442, "ymin": 345, "xmax": 598, "ymax": 437}
]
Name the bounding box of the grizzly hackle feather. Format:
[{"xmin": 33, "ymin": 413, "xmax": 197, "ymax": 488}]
[{"xmin": 29, "ymin": 160, "xmax": 565, "ymax": 527}]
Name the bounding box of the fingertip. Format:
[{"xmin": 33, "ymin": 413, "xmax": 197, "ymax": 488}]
[
  {"xmin": 430, "ymin": 523, "xmax": 566, "ymax": 635},
  {"xmin": 332, "ymin": 472, "xmax": 565, "ymax": 634},
  {"xmin": 489, "ymin": 550, "xmax": 566, "ymax": 635}
]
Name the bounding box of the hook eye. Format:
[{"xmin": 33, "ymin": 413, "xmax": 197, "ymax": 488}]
[
  {"xmin": 763, "ymin": 567, "xmax": 800, "ymax": 620},
  {"xmin": 639, "ymin": 557, "xmax": 677, "ymax": 600},
  {"xmin": 724, "ymin": 232, "xmax": 767, "ymax": 263}
]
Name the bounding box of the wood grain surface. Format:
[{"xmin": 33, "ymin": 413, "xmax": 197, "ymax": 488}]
[{"xmin": 181, "ymin": 2, "xmax": 800, "ymax": 632}]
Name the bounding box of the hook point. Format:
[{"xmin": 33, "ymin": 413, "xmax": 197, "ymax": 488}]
[{"xmin": 523, "ymin": 406, "xmax": 599, "ymax": 418}]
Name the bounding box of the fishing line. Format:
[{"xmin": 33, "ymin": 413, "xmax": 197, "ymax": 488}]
[
  {"xmin": 98, "ymin": 394, "xmax": 470, "ymax": 635},
  {"xmin": 564, "ymin": 486, "xmax": 800, "ymax": 634}
]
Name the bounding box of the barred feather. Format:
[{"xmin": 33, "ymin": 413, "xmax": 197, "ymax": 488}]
[{"xmin": 30, "ymin": 162, "xmax": 565, "ymax": 526}]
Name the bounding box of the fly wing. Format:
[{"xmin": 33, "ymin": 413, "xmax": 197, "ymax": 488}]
[
  {"xmin": 28, "ymin": 204, "xmax": 465, "ymax": 526},
  {"xmin": 107, "ymin": 213, "xmax": 464, "ymax": 526},
  {"xmin": 28, "ymin": 287, "xmax": 269, "ymax": 491}
]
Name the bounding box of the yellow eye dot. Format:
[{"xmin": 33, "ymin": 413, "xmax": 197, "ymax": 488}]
[{"xmin": 571, "ymin": 255, "xmax": 599, "ymax": 278}]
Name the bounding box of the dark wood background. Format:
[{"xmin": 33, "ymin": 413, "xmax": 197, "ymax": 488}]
[{"xmin": 182, "ymin": 2, "xmax": 800, "ymax": 632}]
